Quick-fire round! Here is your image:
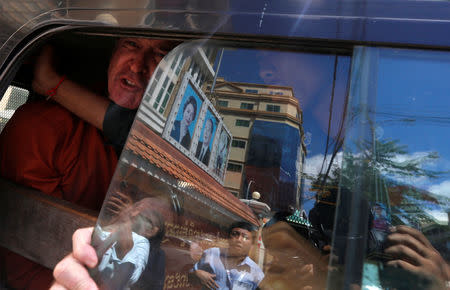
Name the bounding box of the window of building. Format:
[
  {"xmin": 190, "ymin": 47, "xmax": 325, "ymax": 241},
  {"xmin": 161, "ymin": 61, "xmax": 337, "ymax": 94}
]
[
  {"xmin": 175, "ymin": 54, "xmax": 185, "ymax": 76},
  {"xmin": 245, "ymin": 89, "xmax": 258, "ymax": 94},
  {"xmin": 266, "ymin": 104, "xmax": 281, "ymax": 112},
  {"xmin": 144, "ymin": 68, "xmax": 162, "ymax": 102},
  {"xmin": 269, "ymin": 91, "xmax": 283, "ymax": 95},
  {"xmin": 171, "ymin": 53, "xmax": 180, "ymax": 70},
  {"xmin": 159, "ymin": 82, "xmax": 175, "ymax": 114},
  {"xmin": 153, "ymin": 76, "xmax": 169, "ymax": 110},
  {"xmin": 232, "ymin": 139, "xmax": 246, "ymax": 149},
  {"xmin": 218, "ymin": 100, "xmax": 228, "ymax": 107},
  {"xmin": 240, "ymin": 103, "xmax": 254, "ymax": 110},
  {"xmin": 227, "ymin": 163, "xmax": 242, "ymax": 172},
  {"xmin": 235, "ymin": 119, "xmax": 250, "ymax": 127}
]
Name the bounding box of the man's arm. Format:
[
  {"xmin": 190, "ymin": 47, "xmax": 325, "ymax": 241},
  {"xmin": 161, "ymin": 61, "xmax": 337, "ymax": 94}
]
[
  {"xmin": 190, "ymin": 250, "xmax": 219, "ymax": 290},
  {"xmin": 193, "ymin": 269, "xmax": 218, "ymax": 290},
  {"xmin": 51, "ymin": 227, "xmax": 99, "ymax": 290},
  {"xmin": 33, "ymin": 45, "xmax": 109, "ymax": 130}
]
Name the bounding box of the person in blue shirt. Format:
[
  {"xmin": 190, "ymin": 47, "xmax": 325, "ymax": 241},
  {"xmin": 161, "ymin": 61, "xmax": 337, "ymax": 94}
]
[{"xmin": 192, "ymin": 222, "xmax": 264, "ymax": 290}]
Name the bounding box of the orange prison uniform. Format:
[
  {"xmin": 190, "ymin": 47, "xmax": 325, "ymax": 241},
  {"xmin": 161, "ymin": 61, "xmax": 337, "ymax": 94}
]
[{"xmin": 0, "ymin": 100, "xmax": 118, "ymax": 289}]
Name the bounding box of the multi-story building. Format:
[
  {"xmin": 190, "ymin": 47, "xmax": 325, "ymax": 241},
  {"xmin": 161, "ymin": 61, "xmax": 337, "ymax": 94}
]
[{"xmin": 208, "ymin": 78, "xmax": 306, "ymax": 211}]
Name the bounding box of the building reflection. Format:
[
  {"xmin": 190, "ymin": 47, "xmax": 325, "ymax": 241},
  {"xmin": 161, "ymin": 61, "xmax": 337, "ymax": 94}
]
[{"xmin": 209, "ymin": 78, "xmax": 306, "ymax": 212}]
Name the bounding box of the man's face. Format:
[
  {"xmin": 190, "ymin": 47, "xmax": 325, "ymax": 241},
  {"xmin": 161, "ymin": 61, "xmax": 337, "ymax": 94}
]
[
  {"xmin": 183, "ymin": 103, "xmax": 195, "ymax": 126},
  {"xmin": 130, "ymin": 199, "xmax": 162, "ymax": 238},
  {"xmin": 203, "ymin": 120, "xmax": 213, "ymax": 144},
  {"xmin": 133, "ymin": 211, "xmax": 160, "ymax": 238},
  {"xmin": 108, "ymin": 38, "xmax": 174, "ymax": 109},
  {"xmin": 228, "ymin": 227, "xmax": 253, "ymax": 257}
]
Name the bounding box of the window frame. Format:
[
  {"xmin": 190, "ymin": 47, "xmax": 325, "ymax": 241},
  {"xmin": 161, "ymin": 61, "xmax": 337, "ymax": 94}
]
[
  {"xmin": 266, "ymin": 104, "xmax": 281, "ymax": 112},
  {"xmin": 235, "ymin": 119, "xmax": 251, "ymax": 127},
  {"xmin": 231, "ymin": 139, "xmax": 246, "ymax": 149},
  {"xmin": 3, "ymin": 23, "xmax": 448, "ymax": 290}
]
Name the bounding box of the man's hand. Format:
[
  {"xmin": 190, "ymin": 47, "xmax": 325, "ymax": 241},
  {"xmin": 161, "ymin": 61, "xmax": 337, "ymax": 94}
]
[
  {"xmin": 51, "ymin": 227, "xmax": 99, "ymax": 290},
  {"xmin": 194, "ymin": 269, "xmax": 218, "ymax": 290},
  {"xmin": 384, "ymin": 225, "xmax": 449, "ymax": 284},
  {"xmin": 106, "ymin": 190, "xmax": 133, "ymax": 216},
  {"xmin": 32, "ymin": 45, "xmax": 62, "ymax": 96}
]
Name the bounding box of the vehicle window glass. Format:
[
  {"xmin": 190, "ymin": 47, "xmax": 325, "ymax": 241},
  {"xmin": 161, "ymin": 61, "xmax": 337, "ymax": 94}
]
[
  {"xmin": 89, "ymin": 39, "xmax": 353, "ymax": 289},
  {"xmin": 330, "ymin": 46, "xmax": 450, "ymax": 289}
]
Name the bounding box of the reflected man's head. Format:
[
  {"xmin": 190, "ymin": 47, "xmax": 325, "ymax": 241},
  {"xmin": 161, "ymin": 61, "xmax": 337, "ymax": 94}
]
[
  {"xmin": 107, "ymin": 38, "xmax": 177, "ymax": 109},
  {"xmin": 203, "ymin": 119, "xmax": 213, "ymax": 144},
  {"xmin": 182, "ymin": 96, "xmax": 197, "ymax": 126},
  {"xmin": 228, "ymin": 221, "xmax": 256, "ymax": 258},
  {"xmin": 130, "ymin": 198, "xmax": 165, "ymax": 242}
]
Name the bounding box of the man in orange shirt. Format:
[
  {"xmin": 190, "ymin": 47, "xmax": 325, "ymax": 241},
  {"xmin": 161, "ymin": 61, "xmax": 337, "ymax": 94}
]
[{"xmin": 0, "ymin": 37, "xmax": 176, "ymax": 289}]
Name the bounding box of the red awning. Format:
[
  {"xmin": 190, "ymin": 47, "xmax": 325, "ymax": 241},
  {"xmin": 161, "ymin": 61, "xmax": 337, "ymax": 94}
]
[{"xmin": 125, "ymin": 120, "xmax": 259, "ymax": 225}]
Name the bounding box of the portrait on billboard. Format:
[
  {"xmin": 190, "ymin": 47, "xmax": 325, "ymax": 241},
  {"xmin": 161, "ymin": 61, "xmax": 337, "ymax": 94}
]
[
  {"xmin": 213, "ymin": 128, "xmax": 231, "ymax": 179},
  {"xmin": 169, "ymin": 82, "xmax": 202, "ymax": 150},
  {"xmin": 195, "ymin": 110, "xmax": 218, "ymax": 166}
]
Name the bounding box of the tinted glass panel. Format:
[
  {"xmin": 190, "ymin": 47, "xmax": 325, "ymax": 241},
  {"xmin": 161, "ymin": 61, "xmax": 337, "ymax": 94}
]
[
  {"xmin": 330, "ymin": 46, "xmax": 450, "ymax": 289},
  {"xmin": 92, "ymin": 40, "xmax": 352, "ymax": 289}
]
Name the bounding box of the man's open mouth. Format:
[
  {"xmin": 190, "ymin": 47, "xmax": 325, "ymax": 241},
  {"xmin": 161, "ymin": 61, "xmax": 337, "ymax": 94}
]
[{"xmin": 121, "ymin": 77, "xmax": 142, "ymax": 90}]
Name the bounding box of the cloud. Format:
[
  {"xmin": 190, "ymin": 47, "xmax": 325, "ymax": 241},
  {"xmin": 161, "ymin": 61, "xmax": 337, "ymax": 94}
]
[
  {"xmin": 302, "ymin": 150, "xmax": 450, "ymax": 199},
  {"xmin": 391, "ymin": 151, "xmax": 439, "ymax": 167},
  {"xmin": 386, "ymin": 151, "xmax": 450, "ymax": 190},
  {"xmin": 428, "ymin": 180, "xmax": 450, "ymax": 198},
  {"xmin": 387, "ymin": 174, "xmax": 430, "ymax": 188},
  {"xmin": 303, "ymin": 152, "xmax": 343, "ymax": 179}
]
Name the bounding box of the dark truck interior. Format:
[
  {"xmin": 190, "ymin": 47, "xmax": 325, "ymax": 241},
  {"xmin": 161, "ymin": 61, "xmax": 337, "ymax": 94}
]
[{"xmin": 0, "ymin": 31, "xmax": 135, "ymax": 269}]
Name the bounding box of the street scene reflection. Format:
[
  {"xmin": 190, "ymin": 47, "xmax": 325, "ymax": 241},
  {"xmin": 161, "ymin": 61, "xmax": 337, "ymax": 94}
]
[{"xmin": 90, "ymin": 41, "xmax": 448, "ymax": 289}]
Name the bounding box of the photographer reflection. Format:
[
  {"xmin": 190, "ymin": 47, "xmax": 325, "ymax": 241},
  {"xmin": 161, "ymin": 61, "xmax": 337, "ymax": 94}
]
[
  {"xmin": 191, "ymin": 222, "xmax": 264, "ymax": 290},
  {"xmin": 91, "ymin": 196, "xmax": 165, "ymax": 290},
  {"xmin": 382, "ymin": 225, "xmax": 450, "ymax": 289}
]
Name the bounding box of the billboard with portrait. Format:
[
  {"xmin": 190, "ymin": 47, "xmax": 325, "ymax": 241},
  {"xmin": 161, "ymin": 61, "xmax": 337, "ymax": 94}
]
[
  {"xmin": 194, "ymin": 110, "xmax": 218, "ymax": 166},
  {"xmin": 165, "ymin": 80, "xmax": 203, "ymax": 153},
  {"xmin": 212, "ymin": 126, "xmax": 231, "ymax": 180},
  {"xmin": 163, "ymin": 74, "xmax": 232, "ymax": 183}
]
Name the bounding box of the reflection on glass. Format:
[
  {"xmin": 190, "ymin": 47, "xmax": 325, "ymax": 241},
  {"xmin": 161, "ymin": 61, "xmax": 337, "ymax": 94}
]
[
  {"xmin": 331, "ymin": 46, "xmax": 450, "ymax": 290},
  {"xmin": 93, "ymin": 40, "xmax": 354, "ymax": 289},
  {"xmin": 195, "ymin": 113, "xmax": 217, "ymax": 166},
  {"xmin": 91, "ymin": 188, "xmax": 167, "ymax": 289},
  {"xmin": 191, "ymin": 222, "xmax": 264, "ymax": 289},
  {"xmin": 213, "ymin": 128, "xmax": 230, "ymax": 179},
  {"xmin": 170, "ymin": 92, "xmax": 200, "ymax": 150}
]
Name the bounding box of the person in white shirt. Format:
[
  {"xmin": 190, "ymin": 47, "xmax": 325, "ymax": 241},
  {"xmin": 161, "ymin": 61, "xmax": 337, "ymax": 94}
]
[{"xmin": 91, "ymin": 197, "xmax": 165, "ymax": 289}]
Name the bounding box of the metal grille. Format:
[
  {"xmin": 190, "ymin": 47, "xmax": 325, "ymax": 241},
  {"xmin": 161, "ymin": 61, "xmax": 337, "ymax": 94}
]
[{"xmin": 0, "ymin": 86, "xmax": 29, "ymax": 133}]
